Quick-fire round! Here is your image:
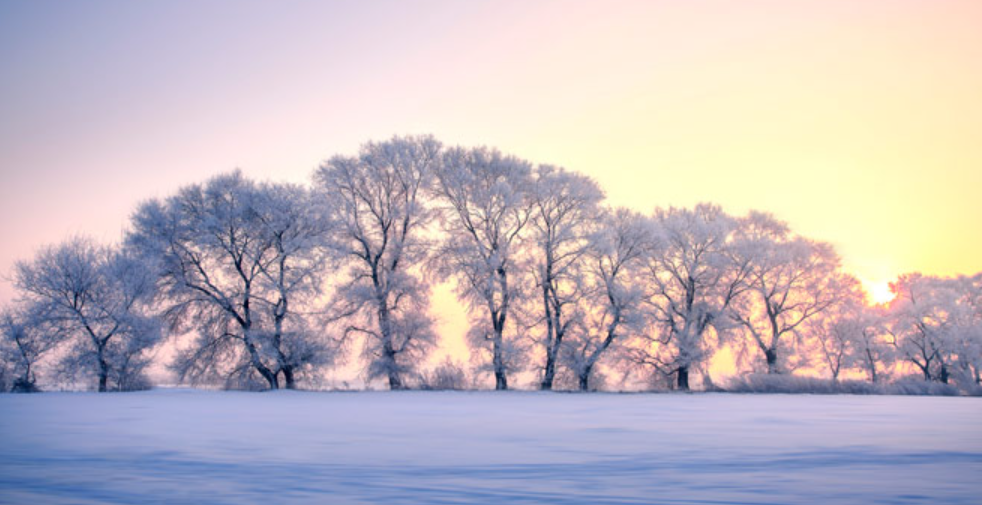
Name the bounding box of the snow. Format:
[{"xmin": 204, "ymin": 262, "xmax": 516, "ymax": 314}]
[{"xmin": 1, "ymin": 390, "xmax": 980, "ymax": 504}]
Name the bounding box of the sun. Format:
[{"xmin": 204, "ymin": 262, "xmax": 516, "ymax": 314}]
[{"xmin": 864, "ymin": 281, "xmax": 897, "ymax": 306}]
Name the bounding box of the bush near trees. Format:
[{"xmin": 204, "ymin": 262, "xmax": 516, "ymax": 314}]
[{"xmin": 3, "ymin": 136, "xmax": 980, "ymax": 394}]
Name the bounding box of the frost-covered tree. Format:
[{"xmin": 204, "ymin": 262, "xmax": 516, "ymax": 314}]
[
  {"xmin": 563, "ymin": 208, "xmax": 650, "ymax": 391},
  {"xmin": 527, "ymin": 165, "xmax": 604, "ymax": 390},
  {"xmin": 314, "ymin": 136, "xmax": 441, "ymax": 389},
  {"xmin": 804, "ymin": 281, "xmax": 896, "ymax": 383},
  {"xmin": 128, "ymin": 172, "xmax": 331, "ymax": 390},
  {"xmin": 0, "ymin": 306, "xmax": 60, "ymax": 392},
  {"xmin": 728, "ymin": 212, "xmax": 842, "ymax": 374},
  {"xmin": 432, "ymin": 146, "xmax": 534, "ymax": 390},
  {"xmin": 848, "ymin": 306, "xmax": 893, "ymax": 383},
  {"xmin": 250, "ymin": 181, "xmax": 337, "ymax": 387},
  {"xmin": 13, "ymin": 238, "xmax": 162, "ymax": 392},
  {"xmin": 633, "ymin": 204, "xmax": 749, "ymax": 390},
  {"xmin": 886, "ymin": 273, "xmax": 982, "ymax": 385},
  {"xmin": 802, "ymin": 277, "xmax": 872, "ymax": 381},
  {"xmin": 952, "ymin": 274, "xmax": 982, "ymax": 385}
]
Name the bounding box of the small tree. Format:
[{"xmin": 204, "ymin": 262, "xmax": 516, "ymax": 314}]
[
  {"xmin": 802, "ymin": 277, "xmax": 869, "ymax": 381},
  {"xmin": 849, "ymin": 306, "xmax": 893, "ymax": 383},
  {"xmin": 14, "ymin": 238, "xmax": 162, "ymax": 392},
  {"xmin": 0, "ymin": 306, "xmax": 60, "ymax": 392}
]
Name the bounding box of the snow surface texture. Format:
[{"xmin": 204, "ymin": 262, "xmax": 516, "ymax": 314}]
[{"xmin": 1, "ymin": 390, "xmax": 980, "ymax": 504}]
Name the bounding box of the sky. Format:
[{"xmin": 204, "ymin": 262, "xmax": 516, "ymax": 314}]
[{"xmin": 1, "ymin": 0, "xmax": 980, "ymax": 316}]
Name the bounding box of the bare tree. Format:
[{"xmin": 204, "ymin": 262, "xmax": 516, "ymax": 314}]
[
  {"xmin": 727, "ymin": 212, "xmax": 842, "ymax": 374},
  {"xmin": 13, "ymin": 238, "xmax": 162, "ymax": 392},
  {"xmin": 563, "ymin": 208, "xmax": 650, "ymax": 391},
  {"xmin": 128, "ymin": 171, "xmax": 331, "ymax": 390},
  {"xmin": 632, "ymin": 204, "xmax": 748, "ymax": 390},
  {"xmin": 527, "ymin": 165, "xmax": 604, "ymax": 390},
  {"xmin": 314, "ymin": 136, "xmax": 441, "ymax": 389},
  {"xmin": 432, "ymin": 146, "xmax": 533, "ymax": 390}
]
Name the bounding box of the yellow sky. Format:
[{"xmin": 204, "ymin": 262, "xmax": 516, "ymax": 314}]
[
  {"xmin": 1, "ymin": 0, "xmax": 980, "ymax": 320},
  {"xmin": 461, "ymin": 1, "xmax": 982, "ymax": 294}
]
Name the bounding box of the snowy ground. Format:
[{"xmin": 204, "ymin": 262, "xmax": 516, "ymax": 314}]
[{"xmin": 1, "ymin": 390, "xmax": 980, "ymax": 504}]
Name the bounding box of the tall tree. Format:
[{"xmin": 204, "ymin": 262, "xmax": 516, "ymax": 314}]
[
  {"xmin": 129, "ymin": 171, "xmax": 330, "ymax": 389},
  {"xmin": 432, "ymin": 146, "xmax": 533, "ymax": 390},
  {"xmin": 633, "ymin": 204, "xmax": 748, "ymax": 390},
  {"xmin": 13, "ymin": 238, "xmax": 161, "ymax": 392},
  {"xmin": 728, "ymin": 212, "xmax": 842, "ymax": 374},
  {"xmin": 527, "ymin": 165, "xmax": 604, "ymax": 390},
  {"xmin": 563, "ymin": 208, "xmax": 650, "ymax": 391},
  {"xmin": 251, "ymin": 182, "xmax": 336, "ymax": 388},
  {"xmin": 314, "ymin": 135, "xmax": 441, "ymax": 389}
]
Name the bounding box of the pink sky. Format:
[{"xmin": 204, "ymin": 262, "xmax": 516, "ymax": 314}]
[{"xmin": 2, "ymin": 0, "xmax": 981, "ymax": 310}]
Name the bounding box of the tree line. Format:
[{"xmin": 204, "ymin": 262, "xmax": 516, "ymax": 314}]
[{"xmin": 2, "ymin": 135, "xmax": 980, "ymax": 393}]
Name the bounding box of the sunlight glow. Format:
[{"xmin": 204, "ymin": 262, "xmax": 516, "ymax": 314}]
[{"xmin": 865, "ymin": 281, "xmax": 897, "ymax": 306}]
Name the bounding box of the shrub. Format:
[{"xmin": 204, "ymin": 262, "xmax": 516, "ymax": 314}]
[
  {"xmin": 418, "ymin": 359, "xmax": 469, "ymax": 390},
  {"xmin": 724, "ymin": 374, "xmax": 964, "ymax": 396}
]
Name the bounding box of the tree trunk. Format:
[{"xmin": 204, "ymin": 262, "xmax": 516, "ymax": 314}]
[
  {"xmin": 676, "ymin": 365, "xmax": 690, "ymax": 390},
  {"xmin": 388, "ymin": 372, "xmax": 403, "ymax": 390},
  {"xmin": 377, "ymin": 292, "xmax": 405, "ymax": 390},
  {"xmin": 939, "ymin": 363, "xmax": 949, "ymax": 384},
  {"xmin": 97, "ymin": 345, "xmax": 109, "ymax": 392},
  {"xmin": 540, "ymin": 283, "xmax": 556, "ymax": 391},
  {"xmin": 98, "ymin": 371, "xmax": 108, "ymax": 393},
  {"xmin": 541, "ymin": 325, "xmax": 565, "ymax": 391},
  {"xmin": 242, "ymin": 288, "xmax": 278, "ymax": 390},
  {"xmin": 765, "ymin": 349, "xmax": 779, "ymax": 374},
  {"xmin": 494, "ymin": 372, "xmax": 508, "ymax": 390},
  {"xmin": 493, "ymin": 336, "xmax": 508, "ymax": 390},
  {"xmin": 245, "ymin": 338, "xmax": 279, "ymax": 390},
  {"xmin": 578, "ymin": 366, "xmax": 592, "ymax": 391},
  {"xmin": 272, "ymin": 297, "xmax": 296, "ymax": 390},
  {"xmin": 282, "ymin": 366, "xmax": 296, "ymax": 390},
  {"xmin": 259, "ymin": 366, "xmax": 279, "ymax": 389},
  {"xmin": 386, "ymin": 346, "xmax": 404, "ymax": 390},
  {"xmin": 491, "ymin": 297, "xmax": 509, "ymax": 390},
  {"xmin": 541, "ymin": 361, "xmax": 556, "ymax": 391},
  {"xmin": 492, "ymin": 327, "xmax": 508, "ymax": 390},
  {"xmin": 866, "ymin": 349, "xmax": 878, "ymax": 383}
]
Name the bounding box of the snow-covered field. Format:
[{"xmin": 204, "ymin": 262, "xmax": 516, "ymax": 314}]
[{"xmin": 1, "ymin": 390, "xmax": 980, "ymax": 504}]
